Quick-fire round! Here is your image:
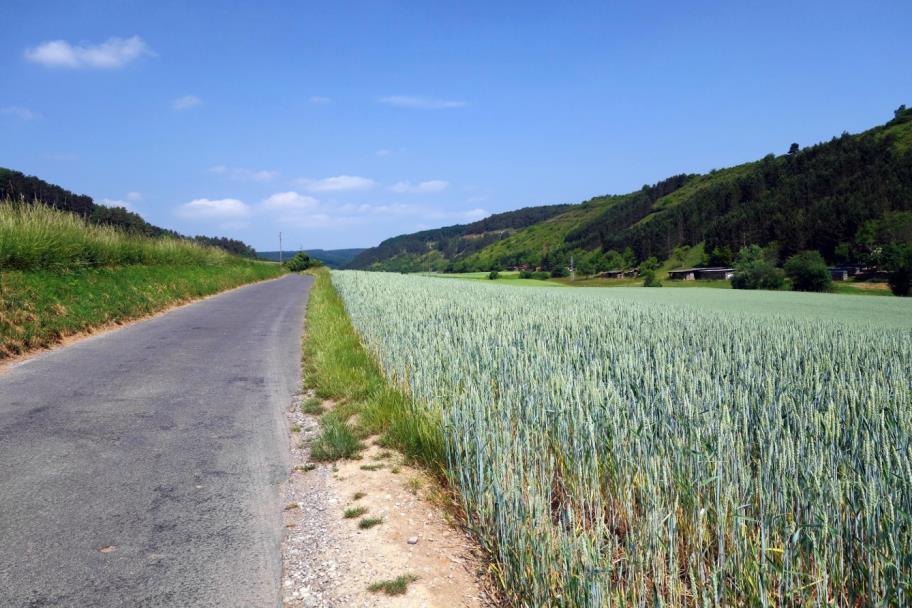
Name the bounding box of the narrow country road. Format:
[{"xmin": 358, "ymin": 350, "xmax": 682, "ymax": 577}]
[{"xmin": 0, "ymin": 274, "xmax": 312, "ymax": 607}]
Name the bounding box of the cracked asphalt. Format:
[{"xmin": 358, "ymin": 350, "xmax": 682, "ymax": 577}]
[{"xmin": 0, "ymin": 273, "xmax": 312, "ymax": 607}]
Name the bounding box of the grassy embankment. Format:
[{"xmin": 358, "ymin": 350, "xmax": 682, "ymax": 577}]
[
  {"xmin": 0, "ymin": 202, "xmax": 284, "ymax": 358},
  {"xmin": 301, "ymin": 267, "xmax": 443, "ymax": 470}
]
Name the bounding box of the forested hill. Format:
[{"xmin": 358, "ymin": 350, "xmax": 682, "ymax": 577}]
[
  {"xmin": 346, "ymin": 203, "xmax": 575, "ymax": 271},
  {"xmin": 347, "ymin": 106, "xmax": 912, "ymax": 273},
  {"xmin": 0, "ymin": 168, "xmax": 257, "ymax": 257}
]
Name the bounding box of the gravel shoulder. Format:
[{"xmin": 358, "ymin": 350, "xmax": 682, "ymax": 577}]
[{"xmin": 281, "ymin": 393, "xmax": 496, "ymax": 607}]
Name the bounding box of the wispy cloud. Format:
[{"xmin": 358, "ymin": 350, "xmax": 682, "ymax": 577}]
[
  {"xmin": 378, "ymin": 95, "xmax": 466, "ymax": 109},
  {"xmin": 172, "ymin": 95, "xmax": 202, "ymax": 110},
  {"xmin": 375, "ymin": 148, "xmax": 392, "ymax": 157},
  {"xmin": 126, "ymin": 191, "xmax": 143, "ymax": 201},
  {"xmin": 176, "ymin": 198, "xmax": 250, "ymax": 219},
  {"xmin": 260, "ymin": 191, "xmax": 318, "ymax": 210},
  {"xmin": 389, "ymin": 180, "xmax": 449, "ymax": 194},
  {"xmin": 24, "ymin": 36, "xmax": 153, "ymax": 69},
  {"xmin": 209, "ymin": 165, "xmax": 278, "ymax": 182},
  {"xmin": 296, "ymin": 175, "xmax": 376, "ymax": 192},
  {"xmin": 0, "ymin": 106, "xmax": 38, "ymax": 120},
  {"xmin": 99, "ymin": 198, "xmax": 131, "ymax": 210},
  {"xmin": 309, "ymin": 96, "xmax": 331, "ymax": 104}
]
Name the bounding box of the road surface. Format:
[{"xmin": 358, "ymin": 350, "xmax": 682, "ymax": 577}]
[{"xmin": 0, "ymin": 274, "xmax": 312, "ymax": 607}]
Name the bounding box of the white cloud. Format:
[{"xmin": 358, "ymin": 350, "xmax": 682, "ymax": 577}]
[
  {"xmin": 24, "ymin": 36, "xmax": 152, "ymax": 69},
  {"xmin": 172, "ymin": 95, "xmax": 202, "ymax": 110},
  {"xmin": 260, "ymin": 191, "xmax": 318, "ymax": 210},
  {"xmin": 462, "ymin": 208, "xmax": 489, "ymax": 221},
  {"xmin": 176, "ymin": 198, "xmax": 250, "ymax": 219},
  {"xmin": 378, "ymin": 95, "xmax": 466, "ymax": 109},
  {"xmin": 126, "ymin": 191, "xmax": 143, "ymax": 201},
  {"xmin": 209, "ymin": 165, "xmax": 278, "ymax": 182},
  {"xmin": 0, "ymin": 106, "xmax": 38, "ymax": 120},
  {"xmin": 296, "ymin": 175, "xmax": 376, "ymax": 192},
  {"xmin": 375, "ymin": 148, "xmax": 392, "ymax": 157},
  {"xmin": 389, "ymin": 179, "xmax": 449, "ymax": 194},
  {"xmin": 309, "ymin": 96, "xmax": 331, "ymax": 104}
]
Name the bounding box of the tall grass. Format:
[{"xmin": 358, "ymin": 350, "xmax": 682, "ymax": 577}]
[
  {"xmin": 0, "ymin": 201, "xmax": 232, "ymax": 270},
  {"xmin": 332, "ymin": 271, "xmax": 912, "ymax": 607}
]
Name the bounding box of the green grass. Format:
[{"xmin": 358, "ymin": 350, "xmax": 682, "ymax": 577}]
[
  {"xmin": 0, "ymin": 262, "xmax": 283, "ymax": 358},
  {"xmin": 343, "ymin": 506, "xmax": 368, "ymax": 519},
  {"xmin": 1, "ymin": 202, "xmax": 233, "ymax": 270},
  {"xmin": 367, "ymin": 574, "xmax": 419, "ymax": 596},
  {"xmin": 358, "ymin": 516, "xmax": 383, "ymax": 529},
  {"xmin": 301, "ymin": 396, "xmax": 324, "ymax": 415},
  {"xmin": 301, "ymin": 268, "xmax": 444, "ymax": 470},
  {"xmin": 308, "ymin": 413, "xmax": 362, "ymax": 461}
]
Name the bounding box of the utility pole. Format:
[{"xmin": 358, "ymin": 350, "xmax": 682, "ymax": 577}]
[
  {"xmin": 279, "ymin": 232, "xmax": 283, "ymax": 264},
  {"xmin": 570, "ymin": 255, "xmax": 575, "ymax": 282}
]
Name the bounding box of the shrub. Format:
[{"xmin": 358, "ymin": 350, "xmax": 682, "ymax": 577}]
[
  {"xmin": 731, "ymin": 245, "xmax": 785, "ymax": 290},
  {"xmin": 531, "ymin": 271, "xmax": 550, "ymax": 280},
  {"xmin": 784, "ymin": 250, "xmax": 831, "ymax": 292},
  {"xmin": 488, "ymin": 270, "xmax": 500, "ymax": 280},
  {"xmin": 519, "ymin": 270, "xmax": 533, "ymax": 279},
  {"xmin": 285, "ymin": 252, "xmax": 315, "ymax": 271},
  {"xmin": 640, "ymin": 256, "xmax": 662, "ymax": 287},
  {"xmin": 884, "ymin": 243, "xmax": 912, "ymax": 296},
  {"xmin": 550, "ymin": 267, "xmax": 570, "ymax": 278}
]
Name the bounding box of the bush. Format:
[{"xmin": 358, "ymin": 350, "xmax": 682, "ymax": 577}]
[
  {"xmin": 640, "ymin": 256, "xmax": 662, "ymax": 287},
  {"xmin": 285, "ymin": 252, "xmax": 315, "ymax": 271},
  {"xmin": 550, "ymin": 267, "xmax": 570, "ymax": 278},
  {"xmin": 884, "ymin": 243, "xmax": 912, "ymax": 296},
  {"xmin": 731, "ymin": 245, "xmax": 785, "ymax": 290},
  {"xmin": 532, "ymin": 271, "xmax": 550, "ymax": 280},
  {"xmin": 784, "ymin": 251, "xmax": 831, "ymax": 292},
  {"xmin": 488, "ymin": 270, "xmax": 500, "ymax": 280},
  {"xmin": 518, "ymin": 270, "xmax": 533, "ymax": 279},
  {"xmin": 309, "ymin": 414, "xmax": 361, "ymax": 461}
]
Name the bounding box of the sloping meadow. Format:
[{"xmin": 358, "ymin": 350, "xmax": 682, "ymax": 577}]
[{"xmin": 331, "ymin": 271, "xmax": 912, "ymax": 607}]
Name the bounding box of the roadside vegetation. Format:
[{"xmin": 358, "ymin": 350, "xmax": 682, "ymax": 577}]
[
  {"xmin": 301, "ymin": 267, "xmax": 443, "ymax": 471},
  {"xmin": 331, "ymin": 270, "xmax": 911, "ymax": 606},
  {"xmin": 0, "ymin": 202, "xmax": 283, "ymax": 358}
]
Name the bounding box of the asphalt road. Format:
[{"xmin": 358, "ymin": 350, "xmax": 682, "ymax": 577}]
[{"xmin": 0, "ymin": 274, "xmax": 312, "ymax": 607}]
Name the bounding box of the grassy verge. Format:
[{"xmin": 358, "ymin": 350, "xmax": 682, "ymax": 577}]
[
  {"xmin": 301, "ymin": 267, "xmax": 444, "ymax": 472},
  {"xmin": 0, "ymin": 261, "xmax": 284, "ymax": 358}
]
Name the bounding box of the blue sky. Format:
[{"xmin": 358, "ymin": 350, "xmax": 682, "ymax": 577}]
[{"xmin": 2, "ymin": 1, "xmax": 911, "ymax": 251}]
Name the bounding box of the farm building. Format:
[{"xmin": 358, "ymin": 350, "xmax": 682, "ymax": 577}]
[
  {"xmin": 668, "ymin": 267, "xmax": 735, "ymax": 280},
  {"xmin": 599, "ymin": 269, "xmax": 637, "ymax": 279}
]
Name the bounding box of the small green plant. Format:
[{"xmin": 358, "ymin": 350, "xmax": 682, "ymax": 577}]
[
  {"xmin": 405, "ymin": 477, "xmax": 422, "ymax": 495},
  {"xmin": 344, "ymin": 506, "xmax": 368, "ymax": 519},
  {"xmin": 488, "ymin": 270, "xmax": 500, "ymax": 280},
  {"xmin": 360, "ymin": 463, "xmax": 383, "ymax": 471},
  {"xmin": 352, "ymin": 491, "xmax": 366, "ymax": 500},
  {"xmin": 290, "ymin": 424, "xmax": 301, "ymax": 433},
  {"xmin": 301, "ymin": 397, "xmax": 324, "ymax": 415},
  {"xmin": 309, "ymin": 415, "xmax": 361, "ymax": 461},
  {"xmin": 373, "ymin": 450, "xmax": 392, "ymax": 460},
  {"xmin": 367, "ymin": 574, "xmax": 419, "ymax": 596},
  {"xmin": 358, "ymin": 516, "xmax": 383, "ymax": 529},
  {"xmin": 284, "ymin": 503, "xmax": 300, "ymax": 511},
  {"xmin": 293, "ymin": 463, "xmax": 317, "ymax": 473},
  {"xmin": 390, "ymin": 465, "xmax": 401, "ymax": 474}
]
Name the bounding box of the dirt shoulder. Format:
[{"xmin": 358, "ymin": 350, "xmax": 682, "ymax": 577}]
[{"xmin": 281, "ymin": 392, "xmax": 496, "ymax": 607}]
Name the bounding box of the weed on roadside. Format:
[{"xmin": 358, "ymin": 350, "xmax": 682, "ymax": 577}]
[{"xmin": 367, "ymin": 574, "xmax": 419, "ymax": 596}]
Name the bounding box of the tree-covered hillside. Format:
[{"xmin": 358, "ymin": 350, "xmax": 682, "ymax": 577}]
[
  {"xmin": 348, "ymin": 106, "xmax": 912, "ymax": 273},
  {"xmin": 345, "ymin": 203, "xmax": 574, "ymax": 271},
  {"xmin": 0, "ymin": 168, "xmax": 257, "ymax": 257}
]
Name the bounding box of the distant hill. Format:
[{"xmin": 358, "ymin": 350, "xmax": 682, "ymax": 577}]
[
  {"xmin": 346, "ymin": 204, "xmax": 575, "ymax": 272},
  {"xmin": 257, "ymin": 249, "xmax": 366, "ymax": 268},
  {"xmin": 0, "ymin": 168, "xmax": 257, "ymax": 257},
  {"xmin": 347, "ymin": 106, "xmax": 912, "ymax": 273}
]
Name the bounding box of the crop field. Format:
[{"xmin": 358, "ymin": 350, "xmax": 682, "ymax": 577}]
[{"xmin": 331, "ymin": 271, "xmax": 912, "ymax": 607}]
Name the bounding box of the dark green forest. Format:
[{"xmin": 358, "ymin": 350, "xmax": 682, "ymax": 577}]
[{"xmin": 0, "ymin": 168, "xmax": 257, "ymax": 257}]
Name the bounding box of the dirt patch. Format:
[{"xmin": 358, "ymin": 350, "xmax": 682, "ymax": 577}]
[{"xmin": 281, "ymin": 391, "xmax": 497, "ymax": 607}]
